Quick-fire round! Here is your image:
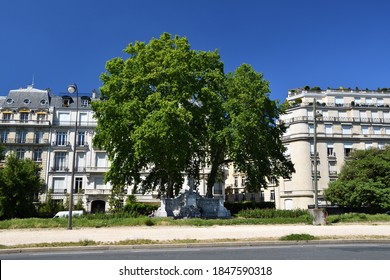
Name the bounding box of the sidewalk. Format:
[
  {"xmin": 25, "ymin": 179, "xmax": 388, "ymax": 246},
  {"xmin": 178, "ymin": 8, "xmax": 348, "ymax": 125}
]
[{"xmin": 1, "ymin": 223, "xmax": 390, "ymax": 247}]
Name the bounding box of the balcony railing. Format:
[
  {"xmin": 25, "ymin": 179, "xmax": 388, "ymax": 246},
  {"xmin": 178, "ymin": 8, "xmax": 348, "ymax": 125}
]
[
  {"xmin": 85, "ymin": 166, "xmax": 109, "ymax": 173},
  {"xmin": 84, "ymin": 189, "xmax": 111, "ymax": 195},
  {"xmin": 52, "ymin": 141, "xmax": 71, "ymax": 147},
  {"xmin": 0, "ymin": 119, "xmax": 50, "ymax": 125},
  {"xmin": 52, "ymin": 121, "xmax": 97, "ymax": 127},
  {"xmin": 282, "ymin": 115, "xmax": 390, "ymax": 125}
]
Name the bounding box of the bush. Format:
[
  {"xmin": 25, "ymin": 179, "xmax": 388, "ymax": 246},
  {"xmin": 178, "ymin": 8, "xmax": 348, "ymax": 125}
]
[
  {"xmin": 122, "ymin": 195, "xmax": 158, "ymax": 217},
  {"xmin": 280, "ymin": 234, "xmax": 317, "ymax": 241},
  {"xmin": 225, "ymin": 201, "xmax": 275, "ymax": 215},
  {"xmin": 237, "ymin": 208, "xmax": 311, "ymax": 219}
]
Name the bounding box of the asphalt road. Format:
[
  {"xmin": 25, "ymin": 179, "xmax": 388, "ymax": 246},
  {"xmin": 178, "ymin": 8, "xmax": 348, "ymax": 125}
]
[{"xmin": 2, "ymin": 242, "xmax": 390, "ymax": 260}]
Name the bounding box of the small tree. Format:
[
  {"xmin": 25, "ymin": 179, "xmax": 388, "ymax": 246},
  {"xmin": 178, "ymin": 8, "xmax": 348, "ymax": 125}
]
[
  {"xmin": 325, "ymin": 147, "xmax": 390, "ymax": 210},
  {"xmin": 0, "ymin": 153, "xmax": 45, "ymax": 219}
]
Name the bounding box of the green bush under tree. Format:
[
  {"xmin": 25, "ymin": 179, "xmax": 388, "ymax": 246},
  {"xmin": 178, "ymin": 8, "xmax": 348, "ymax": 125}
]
[
  {"xmin": 325, "ymin": 147, "xmax": 390, "ymax": 211},
  {"xmin": 0, "ymin": 152, "xmax": 45, "ymax": 220}
]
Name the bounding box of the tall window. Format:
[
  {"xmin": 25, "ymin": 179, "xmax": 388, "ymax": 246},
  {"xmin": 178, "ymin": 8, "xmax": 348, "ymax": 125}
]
[
  {"xmin": 16, "ymin": 149, "xmax": 25, "ymax": 159},
  {"xmin": 77, "ymin": 131, "xmax": 85, "ymax": 146},
  {"xmin": 0, "ymin": 130, "xmax": 8, "ymax": 143},
  {"xmin": 344, "ymin": 143, "xmax": 353, "ymax": 157},
  {"xmin": 270, "ymin": 190, "xmax": 275, "ymax": 201},
  {"xmin": 327, "ymin": 144, "xmax": 334, "ymax": 156},
  {"xmin": 54, "ymin": 152, "xmax": 67, "ymax": 171},
  {"xmin": 33, "ymin": 149, "xmax": 43, "ymax": 162},
  {"xmin": 79, "ymin": 113, "xmax": 88, "ymax": 124},
  {"xmin": 2, "ymin": 112, "xmax": 11, "ymax": 122},
  {"xmin": 58, "ymin": 113, "xmax": 70, "ymax": 125},
  {"xmin": 20, "ymin": 112, "xmax": 29, "ymax": 123},
  {"xmin": 35, "ymin": 131, "xmax": 44, "ymax": 144},
  {"xmin": 75, "ymin": 177, "xmax": 83, "ymax": 193},
  {"xmin": 325, "ymin": 124, "xmax": 333, "ymax": 134},
  {"xmin": 56, "ymin": 132, "xmax": 67, "ymax": 146},
  {"xmin": 96, "ymin": 152, "xmax": 108, "ymax": 167},
  {"xmin": 361, "ymin": 125, "xmax": 369, "ymax": 135},
  {"xmin": 342, "ymin": 125, "xmax": 352, "ymax": 135},
  {"xmin": 16, "ymin": 130, "xmax": 27, "ymax": 143},
  {"xmin": 76, "ymin": 152, "xmax": 85, "ymax": 172}
]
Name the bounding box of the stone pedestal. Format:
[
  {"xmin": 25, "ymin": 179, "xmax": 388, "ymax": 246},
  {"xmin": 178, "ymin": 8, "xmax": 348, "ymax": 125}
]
[
  {"xmin": 155, "ymin": 190, "xmax": 231, "ymax": 219},
  {"xmin": 308, "ymin": 208, "xmax": 327, "ymax": 225}
]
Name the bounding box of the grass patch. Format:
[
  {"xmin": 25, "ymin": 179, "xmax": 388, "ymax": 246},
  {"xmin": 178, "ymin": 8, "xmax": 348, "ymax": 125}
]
[
  {"xmin": 328, "ymin": 213, "xmax": 390, "ymax": 224},
  {"xmin": 1, "ymin": 212, "xmax": 390, "ymax": 230},
  {"xmin": 279, "ymin": 234, "xmax": 318, "ymax": 241}
]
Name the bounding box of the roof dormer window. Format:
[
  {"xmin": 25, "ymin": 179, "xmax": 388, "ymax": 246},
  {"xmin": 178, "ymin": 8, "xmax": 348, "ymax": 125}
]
[
  {"xmin": 6, "ymin": 98, "xmax": 13, "ymax": 104},
  {"xmin": 40, "ymin": 99, "xmax": 48, "ymax": 105},
  {"xmin": 62, "ymin": 96, "xmax": 72, "ymax": 107},
  {"xmin": 24, "ymin": 98, "xmax": 30, "ymax": 104}
]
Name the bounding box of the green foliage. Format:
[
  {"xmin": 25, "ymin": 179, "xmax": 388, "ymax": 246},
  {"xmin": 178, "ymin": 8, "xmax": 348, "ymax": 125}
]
[
  {"xmin": 280, "ymin": 234, "xmax": 317, "ymax": 241},
  {"xmin": 327, "ymin": 213, "xmax": 390, "ymax": 224},
  {"xmin": 93, "ymin": 32, "xmax": 294, "ymax": 198},
  {"xmin": 0, "ymin": 153, "xmax": 45, "ymax": 220},
  {"xmin": 122, "ymin": 195, "xmax": 158, "ymax": 217},
  {"xmin": 325, "ymin": 147, "xmax": 390, "ymax": 211},
  {"xmin": 74, "ymin": 197, "xmax": 85, "ymax": 211},
  {"xmin": 225, "ymin": 201, "xmax": 275, "ymax": 215},
  {"xmin": 237, "ymin": 208, "xmax": 311, "ymax": 220},
  {"xmin": 37, "ymin": 191, "xmax": 65, "ymax": 217}
]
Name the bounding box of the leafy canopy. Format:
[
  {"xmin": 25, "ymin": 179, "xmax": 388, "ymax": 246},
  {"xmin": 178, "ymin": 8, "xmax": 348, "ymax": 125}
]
[
  {"xmin": 325, "ymin": 147, "xmax": 390, "ymax": 210},
  {"xmin": 0, "ymin": 153, "xmax": 44, "ymax": 219},
  {"xmin": 92, "ymin": 32, "xmax": 294, "ymax": 199}
]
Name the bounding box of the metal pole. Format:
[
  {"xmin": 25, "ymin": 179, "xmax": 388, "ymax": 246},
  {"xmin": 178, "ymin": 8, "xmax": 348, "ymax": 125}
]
[
  {"xmin": 313, "ymin": 99, "xmax": 318, "ymax": 209},
  {"xmin": 68, "ymin": 84, "xmax": 78, "ymax": 230}
]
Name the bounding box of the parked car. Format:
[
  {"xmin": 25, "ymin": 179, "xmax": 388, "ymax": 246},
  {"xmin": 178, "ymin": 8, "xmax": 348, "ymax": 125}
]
[{"xmin": 53, "ymin": 210, "xmax": 84, "ymax": 218}]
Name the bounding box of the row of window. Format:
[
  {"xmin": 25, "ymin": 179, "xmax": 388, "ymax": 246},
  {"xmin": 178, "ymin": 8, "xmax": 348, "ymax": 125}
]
[
  {"xmin": 229, "ymin": 191, "xmax": 275, "ymax": 202},
  {"xmin": 52, "ymin": 152, "xmax": 108, "ymax": 171},
  {"xmin": 1, "ymin": 112, "xmax": 47, "ymax": 122},
  {"xmin": 308, "ymin": 109, "xmax": 390, "ymax": 119},
  {"xmin": 309, "ymin": 124, "xmax": 390, "ymax": 135},
  {"xmin": 0, "ymin": 130, "xmax": 87, "ymax": 145},
  {"xmin": 4, "ymin": 148, "xmax": 44, "ymax": 161},
  {"xmin": 54, "ymin": 131, "xmax": 87, "ymax": 146}
]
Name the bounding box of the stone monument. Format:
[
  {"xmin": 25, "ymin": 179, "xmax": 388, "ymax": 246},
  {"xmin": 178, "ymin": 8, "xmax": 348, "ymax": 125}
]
[{"xmin": 155, "ymin": 178, "xmax": 231, "ymax": 219}]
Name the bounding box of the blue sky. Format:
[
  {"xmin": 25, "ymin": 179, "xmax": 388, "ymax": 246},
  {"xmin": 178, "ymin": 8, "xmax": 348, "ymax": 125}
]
[{"xmin": 1, "ymin": 0, "xmax": 389, "ymax": 101}]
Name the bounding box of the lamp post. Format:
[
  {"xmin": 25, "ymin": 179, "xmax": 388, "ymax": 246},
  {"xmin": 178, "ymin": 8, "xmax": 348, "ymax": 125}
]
[
  {"xmin": 67, "ymin": 83, "xmax": 78, "ymax": 230},
  {"xmin": 313, "ymin": 99, "xmax": 322, "ymax": 209}
]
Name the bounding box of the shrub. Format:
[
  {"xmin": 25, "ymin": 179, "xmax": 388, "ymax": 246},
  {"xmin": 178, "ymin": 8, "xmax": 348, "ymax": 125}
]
[
  {"xmin": 237, "ymin": 208, "xmax": 311, "ymax": 219},
  {"xmin": 280, "ymin": 234, "xmax": 317, "ymax": 241},
  {"xmin": 225, "ymin": 201, "xmax": 275, "ymax": 215},
  {"xmin": 122, "ymin": 195, "xmax": 158, "ymax": 217}
]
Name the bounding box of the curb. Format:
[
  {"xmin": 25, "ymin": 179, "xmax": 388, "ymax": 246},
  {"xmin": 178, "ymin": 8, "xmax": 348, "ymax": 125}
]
[{"xmin": 2, "ymin": 238, "xmax": 390, "ymax": 255}]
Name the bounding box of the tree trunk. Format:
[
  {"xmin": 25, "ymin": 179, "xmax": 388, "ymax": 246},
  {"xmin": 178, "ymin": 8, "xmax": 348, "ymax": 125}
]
[
  {"xmin": 206, "ymin": 145, "xmax": 224, "ymax": 198},
  {"xmin": 166, "ymin": 175, "xmax": 174, "ymax": 198}
]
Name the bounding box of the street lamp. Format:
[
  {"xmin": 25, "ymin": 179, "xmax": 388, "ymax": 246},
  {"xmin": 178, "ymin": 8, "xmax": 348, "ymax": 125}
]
[
  {"xmin": 67, "ymin": 83, "xmax": 78, "ymax": 230},
  {"xmin": 312, "ymin": 99, "xmax": 322, "ymax": 209}
]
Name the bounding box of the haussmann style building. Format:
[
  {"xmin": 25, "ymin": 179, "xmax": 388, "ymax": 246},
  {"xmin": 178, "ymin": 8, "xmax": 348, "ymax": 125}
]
[{"xmin": 278, "ymin": 87, "xmax": 390, "ymax": 210}]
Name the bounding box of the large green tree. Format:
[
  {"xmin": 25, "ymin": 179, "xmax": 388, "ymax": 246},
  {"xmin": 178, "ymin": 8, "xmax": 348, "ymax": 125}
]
[
  {"xmin": 0, "ymin": 153, "xmax": 44, "ymax": 219},
  {"xmin": 92, "ymin": 32, "xmax": 294, "ymax": 199},
  {"xmin": 325, "ymin": 147, "xmax": 390, "ymax": 210}
]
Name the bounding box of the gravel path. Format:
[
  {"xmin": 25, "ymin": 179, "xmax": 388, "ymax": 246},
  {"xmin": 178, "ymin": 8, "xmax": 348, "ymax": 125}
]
[{"xmin": 1, "ymin": 224, "xmax": 390, "ymax": 246}]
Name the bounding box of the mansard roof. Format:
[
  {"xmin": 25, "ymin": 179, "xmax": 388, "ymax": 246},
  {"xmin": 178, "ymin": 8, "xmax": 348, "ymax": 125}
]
[{"xmin": 1, "ymin": 85, "xmax": 51, "ymax": 110}]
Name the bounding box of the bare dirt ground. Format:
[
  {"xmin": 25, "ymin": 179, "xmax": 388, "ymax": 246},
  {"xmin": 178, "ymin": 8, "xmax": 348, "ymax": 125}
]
[{"xmin": 1, "ymin": 223, "xmax": 390, "ymax": 246}]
